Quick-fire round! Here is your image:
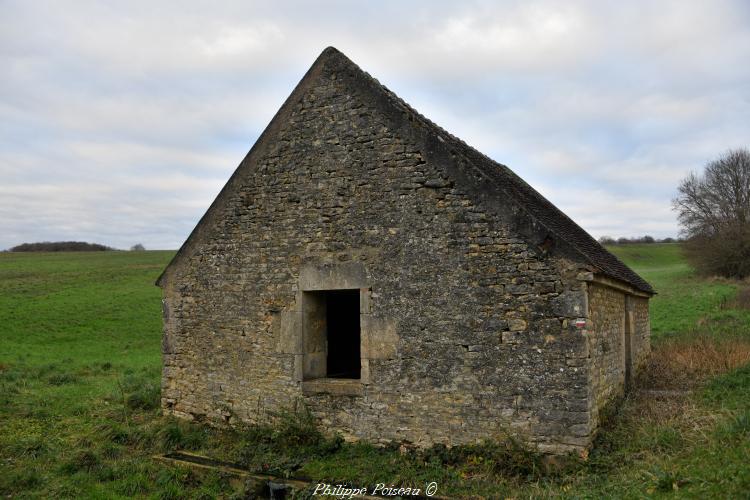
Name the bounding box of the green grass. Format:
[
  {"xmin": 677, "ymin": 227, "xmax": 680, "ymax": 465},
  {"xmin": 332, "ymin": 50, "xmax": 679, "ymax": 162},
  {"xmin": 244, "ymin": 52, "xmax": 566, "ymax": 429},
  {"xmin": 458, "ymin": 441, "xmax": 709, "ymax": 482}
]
[
  {"xmin": 608, "ymin": 243, "xmax": 746, "ymax": 337},
  {"xmin": 1, "ymin": 245, "xmax": 749, "ymax": 498},
  {"xmin": 0, "ymin": 251, "xmax": 168, "ymax": 368},
  {"xmin": 0, "ymin": 251, "xmax": 239, "ymax": 499}
]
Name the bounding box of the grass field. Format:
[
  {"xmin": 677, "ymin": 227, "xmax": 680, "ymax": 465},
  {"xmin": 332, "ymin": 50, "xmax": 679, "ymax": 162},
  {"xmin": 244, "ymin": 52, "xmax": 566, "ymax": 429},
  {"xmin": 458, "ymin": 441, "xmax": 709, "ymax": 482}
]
[
  {"xmin": 1, "ymin": 245, "xmax": 749, "ymax": 498},
  {"xmin": 608, "ymin": 244, "xmax": 748, "ymax": 338}
]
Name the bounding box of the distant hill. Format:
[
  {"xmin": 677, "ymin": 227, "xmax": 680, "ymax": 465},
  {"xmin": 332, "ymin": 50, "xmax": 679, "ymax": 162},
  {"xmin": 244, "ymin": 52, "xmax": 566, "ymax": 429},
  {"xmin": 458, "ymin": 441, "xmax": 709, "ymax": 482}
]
[{"xmin": 8, "ymin": 241, "xmax": 115, "ymax": 252}]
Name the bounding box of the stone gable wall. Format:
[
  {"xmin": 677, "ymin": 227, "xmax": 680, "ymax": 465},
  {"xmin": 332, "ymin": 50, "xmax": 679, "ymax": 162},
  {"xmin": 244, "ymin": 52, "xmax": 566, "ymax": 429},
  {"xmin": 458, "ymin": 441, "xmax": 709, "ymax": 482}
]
[{"xmin": 161, "ymin": 61, "xmax": 611, "ymax": 453}]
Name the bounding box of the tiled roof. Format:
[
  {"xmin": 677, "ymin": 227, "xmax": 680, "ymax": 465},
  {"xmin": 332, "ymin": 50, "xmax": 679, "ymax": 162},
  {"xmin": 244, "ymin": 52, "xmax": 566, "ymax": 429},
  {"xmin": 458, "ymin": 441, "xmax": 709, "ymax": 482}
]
[{"xmin": 322, "ymin": 47, "xmax": 654, "ymax": 294}]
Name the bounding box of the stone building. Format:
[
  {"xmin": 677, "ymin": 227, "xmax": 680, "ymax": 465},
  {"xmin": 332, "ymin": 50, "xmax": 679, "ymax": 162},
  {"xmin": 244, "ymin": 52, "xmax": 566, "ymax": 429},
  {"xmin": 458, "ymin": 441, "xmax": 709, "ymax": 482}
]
[{"xmin": 157, "ymin": 47, "xmax": 654, "ymax": 454}]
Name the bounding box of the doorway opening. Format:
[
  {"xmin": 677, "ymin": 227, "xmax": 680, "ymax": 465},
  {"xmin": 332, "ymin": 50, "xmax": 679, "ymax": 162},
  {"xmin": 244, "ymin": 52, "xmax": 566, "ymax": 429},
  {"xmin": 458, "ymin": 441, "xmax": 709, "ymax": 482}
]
[
  {"xmin": 624, "ymin": 297, "xmax": 633, "ymax": 391},
  {"xmin": 324, "ymin": 290, "xmax": 361, "ymax": 379}
]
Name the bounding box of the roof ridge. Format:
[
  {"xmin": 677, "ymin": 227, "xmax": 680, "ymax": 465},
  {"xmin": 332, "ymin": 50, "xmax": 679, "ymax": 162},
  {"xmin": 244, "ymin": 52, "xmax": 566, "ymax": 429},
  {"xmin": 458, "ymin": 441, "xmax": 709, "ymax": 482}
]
[
  {"xmin": 158, "ymin": 47, "xmax": 653, "ymax": 294},
  {"xmin": 327, "ymin": 48, "xmax": 653, "ymax": 294}
]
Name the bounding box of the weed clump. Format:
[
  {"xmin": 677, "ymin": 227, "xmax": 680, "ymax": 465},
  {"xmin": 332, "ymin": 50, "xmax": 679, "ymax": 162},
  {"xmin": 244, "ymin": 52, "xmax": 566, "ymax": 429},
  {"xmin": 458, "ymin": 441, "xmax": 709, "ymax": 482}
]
[
  {"xmin": 235, "ymin": 405, "xmax": 342, "ymax": 477},
  {"xmin": 4, "ymin": 469, "xmax": 42, "ymax": 491},
  {"xmin": 98, "ymin": 442, "xmax": 124, "ymax": 459},
  {"xmin": 97, "ymin": 421, "xmax": 145, "ymax": 446},
  {"xmin": 646, "ymin": 467, "xmax": 689, "ymax": 493},
  {"xmin": 109, "ymin": 373, "xmax": 161, "ymax": 411},
  {"xmin": 11, "ymin": 437, "xmax": 50, "ymax": 459},
  {"xmin": 156, "ymin": 419, "xmax": 210, "ymax": 451},
  {"xmin": 121, "ymin": 375, "xmax": 160, "ymax": 410},
  {"xmin": 60, "ymin": 450, "xmax": 101, "ymax": 474},
  {"xmin": 418, "ymin": 438, "xmax": 556, "ymax": 480},
  {"xmin": 716, "ymin": 411, "xmax": 750, "ymax": 441},
  {"xmin": 125, "ymin": 387, "xmax": 160, "ymax": 410},
  {"xmin": 47, "ymin": 372, "xmax": 79, "ymax": 386}
]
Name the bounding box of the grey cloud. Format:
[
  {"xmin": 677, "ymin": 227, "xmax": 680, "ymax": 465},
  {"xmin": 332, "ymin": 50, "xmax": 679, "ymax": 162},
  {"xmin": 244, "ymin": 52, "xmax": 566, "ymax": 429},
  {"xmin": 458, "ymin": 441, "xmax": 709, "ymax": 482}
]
[{"xmin": 2, "ymin": 0, "xmax": 749, "ymax": 249}]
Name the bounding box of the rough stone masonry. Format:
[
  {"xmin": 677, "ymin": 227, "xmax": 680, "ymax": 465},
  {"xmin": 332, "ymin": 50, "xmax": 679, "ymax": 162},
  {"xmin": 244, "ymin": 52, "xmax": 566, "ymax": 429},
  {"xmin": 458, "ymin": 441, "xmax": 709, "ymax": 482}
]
[{"xmin": 156, "ymin": 47, "xmax": 654, "ymax": 454}]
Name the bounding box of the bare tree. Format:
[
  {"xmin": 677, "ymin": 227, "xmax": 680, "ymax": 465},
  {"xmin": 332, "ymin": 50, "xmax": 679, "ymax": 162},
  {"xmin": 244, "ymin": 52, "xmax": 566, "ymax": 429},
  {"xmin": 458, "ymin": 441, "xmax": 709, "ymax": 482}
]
[
  {"xmin": 130, "ymin": 243, "xmax": 146, "ymax": 251},
  {"xmin": 673, "ymin": 148, "xmax": 750, "ymax": 278}
]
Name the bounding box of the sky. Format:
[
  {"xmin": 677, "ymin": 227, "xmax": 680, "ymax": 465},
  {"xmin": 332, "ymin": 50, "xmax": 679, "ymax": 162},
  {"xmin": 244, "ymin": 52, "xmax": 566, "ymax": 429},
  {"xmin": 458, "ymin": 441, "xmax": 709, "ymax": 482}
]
[{"xmin": 2, "ymin": 1, "xmax": 749, "ymax": 250}]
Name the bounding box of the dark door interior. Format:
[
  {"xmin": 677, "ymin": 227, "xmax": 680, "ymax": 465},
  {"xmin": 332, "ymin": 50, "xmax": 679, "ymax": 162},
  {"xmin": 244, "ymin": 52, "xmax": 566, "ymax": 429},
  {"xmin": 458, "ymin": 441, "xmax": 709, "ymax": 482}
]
[{"xmin": 325, "ymin": 290, "xmax": 361, "ymax": 379}]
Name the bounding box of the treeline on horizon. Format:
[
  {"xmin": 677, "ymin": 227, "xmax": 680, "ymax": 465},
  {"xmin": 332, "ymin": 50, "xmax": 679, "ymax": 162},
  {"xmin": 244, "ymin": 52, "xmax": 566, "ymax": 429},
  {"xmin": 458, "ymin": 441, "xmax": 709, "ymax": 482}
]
[
  {"xmin": 598, "ymin": 235, "xmax": 681, "ymax": 245},
  {"xmin": 5, "ymin": 237, "xmax": 676, "ymax": 252},
  {"xmin": 6, "ymin": 241, "xmax": 115, "ymax": 252}
]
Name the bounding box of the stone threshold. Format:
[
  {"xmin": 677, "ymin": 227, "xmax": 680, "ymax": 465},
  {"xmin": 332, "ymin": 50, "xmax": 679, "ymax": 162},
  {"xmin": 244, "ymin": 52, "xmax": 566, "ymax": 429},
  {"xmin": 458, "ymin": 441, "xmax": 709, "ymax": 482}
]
[{"xmin": 301, "ymin": 377, "xmax": 365, "ymax": 396}]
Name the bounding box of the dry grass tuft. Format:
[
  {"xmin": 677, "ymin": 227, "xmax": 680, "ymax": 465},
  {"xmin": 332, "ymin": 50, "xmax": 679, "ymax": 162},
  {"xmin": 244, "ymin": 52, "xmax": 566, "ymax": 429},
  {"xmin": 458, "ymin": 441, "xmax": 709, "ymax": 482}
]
[
  {"xmin": 637, "ymin": 334, "xmax": 750, "ymax": 392},
  {"xmin": 603, "ymin": 333, "xmax": 750, "ymax": 446},
  {"xmin": 623, "ymin": 391, "xmax": 728, "ymax": 436}
]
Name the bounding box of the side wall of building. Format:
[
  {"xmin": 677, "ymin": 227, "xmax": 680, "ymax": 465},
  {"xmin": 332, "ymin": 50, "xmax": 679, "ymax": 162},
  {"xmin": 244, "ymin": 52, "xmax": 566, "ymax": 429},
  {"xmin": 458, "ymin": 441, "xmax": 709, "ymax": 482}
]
[
  {"xmin": 586, "ymin": 281, "xmax": 650, "ymax": 429},
  {"xmin": 630, "ymin": 296, "xmax": 651, "ymax": 371},
  {"xmin": 160, "ymin": 57, "xmax": 599, "ymax": 453}
]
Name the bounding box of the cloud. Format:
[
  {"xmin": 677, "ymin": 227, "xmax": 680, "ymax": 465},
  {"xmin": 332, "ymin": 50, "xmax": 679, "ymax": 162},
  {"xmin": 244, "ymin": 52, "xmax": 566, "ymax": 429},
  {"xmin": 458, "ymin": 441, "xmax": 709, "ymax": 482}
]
[
  {"xmin": 429, "ymin": 5, "xmax": 592, "ymax": 70},
  {"xmin": 2, "ymin": 0, "xmax": 749, "ymax": 249}
]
